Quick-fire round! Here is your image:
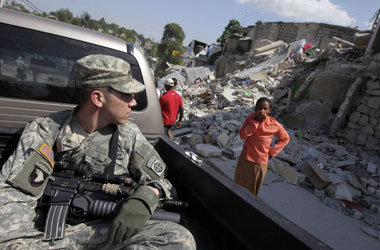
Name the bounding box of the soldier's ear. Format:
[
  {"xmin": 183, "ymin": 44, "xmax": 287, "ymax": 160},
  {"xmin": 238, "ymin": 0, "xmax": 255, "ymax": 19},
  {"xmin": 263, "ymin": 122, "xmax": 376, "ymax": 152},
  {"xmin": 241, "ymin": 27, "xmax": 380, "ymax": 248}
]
[{"xmin": 90, "ymin": 90, "xmax": 104, "ymax": 108}]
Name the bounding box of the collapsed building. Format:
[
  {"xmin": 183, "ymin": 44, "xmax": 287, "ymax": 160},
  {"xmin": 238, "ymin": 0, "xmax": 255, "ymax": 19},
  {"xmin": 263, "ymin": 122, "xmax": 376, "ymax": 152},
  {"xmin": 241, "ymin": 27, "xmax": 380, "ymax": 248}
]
[{"xmin": 157, "ymin": 15, "xmax": 380, "ymax": 241}]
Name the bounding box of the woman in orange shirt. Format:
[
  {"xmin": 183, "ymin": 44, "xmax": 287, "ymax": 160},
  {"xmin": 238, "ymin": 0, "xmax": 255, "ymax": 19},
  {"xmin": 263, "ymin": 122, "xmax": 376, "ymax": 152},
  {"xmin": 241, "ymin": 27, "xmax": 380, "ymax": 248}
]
[{"xmin": 234, "ymin": 97, "xmax": 290, "ymax": 196}]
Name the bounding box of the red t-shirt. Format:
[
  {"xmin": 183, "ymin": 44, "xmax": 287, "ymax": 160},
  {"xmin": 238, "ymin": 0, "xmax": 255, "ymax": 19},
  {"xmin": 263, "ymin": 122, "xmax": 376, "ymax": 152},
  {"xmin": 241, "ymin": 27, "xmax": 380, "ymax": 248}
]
[{"xmin": 159, "ymin": 90, "xmax": 183, "ymax": 125}]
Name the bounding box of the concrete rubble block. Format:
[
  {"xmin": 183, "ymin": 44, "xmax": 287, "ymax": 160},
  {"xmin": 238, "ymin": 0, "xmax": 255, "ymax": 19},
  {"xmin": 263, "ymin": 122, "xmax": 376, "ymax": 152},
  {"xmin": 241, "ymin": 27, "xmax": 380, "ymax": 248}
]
[
  {"xmin": 334, "ymin": 183, "xmax": 353, "ymax": 202},
  {"xmin": 366, "ymin": 80, "xmax": 380, "ymax": 90},
  {"xmin": 171, "ymin": 128, "xmax": 193, "ymax": 138},
  {"xmin": 335, "ymin": 160, "xmax": 357, "ymax": 168},
  {"xmin": 300, "ymin": 161, "xmax": 332, "ymax": 189},
  {"xmin": 263, "ymin": 170, "xmax": 283, "ymax": 185},
  {"xmin": 190, "ymin": 121, "xmax": 203, "ymax": 129},
  {"xmin": 346, "ymin": 185, "xmax": 362, "ymax": 199},
  {"xmin": 368, "ymin": 97, "xmax": 380, "ymax": 109},
  {"xmin": 347, "ymin": 174, "xmax": 368, "ymax": 194},
  {"xmin": 275, "ymin": 151, "xmax": 299, "ymax": 165},
  {"xmin": 252, "ymin": 40, "xmax": 287, "ymax": 54},
  {"xmin": 207, "ymin": 157, "xmax": 236, "ymax": 180},
  {"xmin": 216, "ymin": 133, "xmax": 230, "ymax": 148},
  {"xmin": 274, "ymin": 164, "xmax": 299, "ymax": 185},
  {"xmin": 314, "ymin": 188, "xmax": 326, "ymax": 199},
  {"xmin": 195, "ymin": 144, "xmax": 222, "ymax": 157},
  {"xmin": 248, "ymin": 71, "xmax": 268, "ymax": 82},
  {"xmin": 231, "ymin": 147, "xmax": 242, "ymax": 158},
  {"xmin": 367, "ymin": 162, "xmax": 378, "ymax": 174},
  {"xmin": 327, "ymin": 173, "xmax": 347, "ymax": 185},
  {"xmin": 367, "ymin": 186, "xmax": 376, "ymax": 194},
  {"xmin": 367, "ymin": 178, "xmax": 378, "ymax": 188}
]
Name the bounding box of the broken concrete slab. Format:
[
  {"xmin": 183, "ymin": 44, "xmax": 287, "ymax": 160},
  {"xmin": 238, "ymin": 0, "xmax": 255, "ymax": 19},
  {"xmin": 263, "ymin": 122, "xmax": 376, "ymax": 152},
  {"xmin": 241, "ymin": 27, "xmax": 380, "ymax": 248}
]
[
  {"xmin": 263, "ymin": 169, "xmax": 283, "ymax": 185},
  {"xmin": 274, "ymin": 164, "xmax": 300, "ymax": 185},
  {"xmin": 301, "ymin": 161, "xmax": 332, "ymax": 189},
  {"xmin": 335, "ymin": 183, "xmax": 353, "ymax": 202},
  {"xmin": 207, "ymin": 157, "xmax": 236, "ymax": 179},
  {"xmin": 195, "ymin": 143, "xmax": 222, "ymax": 157},
  {"xmin": 172, "ymin": 127, "xmax": 193, "ymax": 138},
  {"xmin": 252, "ymin": 40, "xmax": 287, "ymax": 55},
  {"xmin": 234, "ymin": 47, "xmax": 290, "ymax": 79}
]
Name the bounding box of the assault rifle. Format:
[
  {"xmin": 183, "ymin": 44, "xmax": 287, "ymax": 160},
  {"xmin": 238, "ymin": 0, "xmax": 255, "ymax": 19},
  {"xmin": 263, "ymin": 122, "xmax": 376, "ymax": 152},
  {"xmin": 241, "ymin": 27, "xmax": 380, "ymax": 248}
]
[{"xmin": 38, "ymin": 154, "xmax": 187, "ymax": 241}]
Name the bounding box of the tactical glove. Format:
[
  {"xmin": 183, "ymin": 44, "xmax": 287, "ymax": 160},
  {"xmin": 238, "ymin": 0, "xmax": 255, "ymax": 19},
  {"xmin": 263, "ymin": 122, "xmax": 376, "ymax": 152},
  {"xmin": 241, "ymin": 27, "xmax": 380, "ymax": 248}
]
[{"xmin": 109, "ymin": 186, "xmax": 159, "ymax": 244}]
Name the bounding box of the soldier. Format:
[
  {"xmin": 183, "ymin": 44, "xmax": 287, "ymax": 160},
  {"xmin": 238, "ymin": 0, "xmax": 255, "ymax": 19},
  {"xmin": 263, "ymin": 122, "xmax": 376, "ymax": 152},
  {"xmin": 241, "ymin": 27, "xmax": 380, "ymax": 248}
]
[{"xmin": 0, "ymin": 54, "xmax": 195, "ymax": 249}]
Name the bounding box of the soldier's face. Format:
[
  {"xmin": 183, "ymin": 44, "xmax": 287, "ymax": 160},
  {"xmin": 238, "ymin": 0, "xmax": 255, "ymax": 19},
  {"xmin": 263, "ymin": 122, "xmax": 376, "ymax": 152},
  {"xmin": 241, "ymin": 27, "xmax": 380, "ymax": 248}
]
[{"xmin": 103, "ymin": 89, "xmax": 136, "ymax": 125}]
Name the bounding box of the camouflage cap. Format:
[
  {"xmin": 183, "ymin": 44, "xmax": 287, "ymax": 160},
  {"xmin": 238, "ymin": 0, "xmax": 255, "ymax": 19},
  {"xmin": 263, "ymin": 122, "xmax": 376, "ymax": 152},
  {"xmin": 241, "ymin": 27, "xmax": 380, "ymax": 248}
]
[{"xmin": 74, "ymin": 54, "xmax": 145, "ymax": 94}]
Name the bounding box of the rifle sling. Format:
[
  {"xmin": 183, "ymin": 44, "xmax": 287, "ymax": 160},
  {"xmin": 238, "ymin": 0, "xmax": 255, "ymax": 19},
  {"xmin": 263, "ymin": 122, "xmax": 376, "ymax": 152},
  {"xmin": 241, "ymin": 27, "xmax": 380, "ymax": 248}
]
[{"xmin": 104, "ymin": 124, "xmax": 119, "ymax": 175}]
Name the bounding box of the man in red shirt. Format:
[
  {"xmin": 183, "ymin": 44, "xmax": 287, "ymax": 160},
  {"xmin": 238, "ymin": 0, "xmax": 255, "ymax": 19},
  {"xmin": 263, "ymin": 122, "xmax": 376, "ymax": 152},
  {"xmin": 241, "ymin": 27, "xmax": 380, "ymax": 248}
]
[
  {"xmin": 234, "ymin": 97, "xmax": 290, "ymax": 196},
  {"xmin": 159, "ymin": 78, "xmax": 184, "ymax": 139}
]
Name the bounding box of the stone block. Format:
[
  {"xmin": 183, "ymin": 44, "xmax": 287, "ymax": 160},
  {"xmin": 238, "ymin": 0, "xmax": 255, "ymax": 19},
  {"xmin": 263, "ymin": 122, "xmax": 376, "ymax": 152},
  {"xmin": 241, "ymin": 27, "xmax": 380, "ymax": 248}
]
[
  {"xmin": 345, "ymin": 129, "xmax": 357, "ymax": 144},
  {"xmin": 348, "ymin": 122, "xmax": 359, "ymax": 129},
  {"xmin": 366, "ymin": 137, "xmax": 379, "ymax": 150},
  {"xmin": 335, "ymin": 183, "xmax": 353, "ymax": 202},
  {"xmin": 370, "ymin": 117, "xmax": 378, "ymax": 126},
  {"xmin": 362, "ymin": 124, "xmax": 374, "ymax": 135},
  {"xmin": 231, "ymin": 147, "xmax": 242, "ymax": 158},
  {"xmin": 369, "ymin": 108, "xmax": 378, "ymax": 117},
  {"xmin": 216, "ymin": 133, "xmax": 230, "ymax": 148},
  {"xmin": 367, "ymin": 162, "xmax": 377, "ymax": 174},
  {"xmin": 368, "ymin": 97, "xmax": 380, "ymax": 109},
  {"xmin": 349, "ymin": 112, "xmax": 361, "ymax": 123},
  {"xmin": 300, "ymin": 161, "xmax": 331, "ymax": 188},
  {"xmin": 356, "ymin": 134, "xmax": 367, "ymax": 145},
  {"xmin": 190, "ymin": 121, "xmax": 203, "ymax": 129},
  {"xmin": 358, "ymin": 115, "xmax": 369, "ymax": 126},
  {"xmin": 357, "ymin": 104, "xmax": 369, "ymax": 114},
  {"xmin": 274, "ymin": 164, "xmax": 300, "ymax": 185},
  {"xmin": 366, "ymin": 80, "xmax": 380, "ymax": 90},
  {"xmin": 195, "ymin": 144, "xmax": 222, "ymax": 157},
  {"xmin": 366, "ymin": 90, "xmax": 380, "ymax": 96}
]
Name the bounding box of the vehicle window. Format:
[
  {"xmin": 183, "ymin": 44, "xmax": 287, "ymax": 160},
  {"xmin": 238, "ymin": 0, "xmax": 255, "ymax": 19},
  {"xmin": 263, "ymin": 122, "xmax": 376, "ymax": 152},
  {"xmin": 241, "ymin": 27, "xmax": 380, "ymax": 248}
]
[{"xmin": 0, "ymin": 23, "xmax": 147, "ymax": 111}]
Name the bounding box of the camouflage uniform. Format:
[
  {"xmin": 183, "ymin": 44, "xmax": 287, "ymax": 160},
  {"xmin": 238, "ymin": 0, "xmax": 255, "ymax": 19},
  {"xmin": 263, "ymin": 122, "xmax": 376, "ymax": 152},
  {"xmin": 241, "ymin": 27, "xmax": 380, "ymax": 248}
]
[{"xmin": 0, "ymin": 55, "xmax": 195, "ymax": 249}]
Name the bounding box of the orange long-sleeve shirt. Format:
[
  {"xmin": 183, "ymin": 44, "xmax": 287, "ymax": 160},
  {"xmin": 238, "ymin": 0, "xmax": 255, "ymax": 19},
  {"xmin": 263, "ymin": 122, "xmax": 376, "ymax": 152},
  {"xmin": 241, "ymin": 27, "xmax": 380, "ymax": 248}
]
[{"xmin": 240, "ymin": 113, "xmax": 290, "ymax": 164}]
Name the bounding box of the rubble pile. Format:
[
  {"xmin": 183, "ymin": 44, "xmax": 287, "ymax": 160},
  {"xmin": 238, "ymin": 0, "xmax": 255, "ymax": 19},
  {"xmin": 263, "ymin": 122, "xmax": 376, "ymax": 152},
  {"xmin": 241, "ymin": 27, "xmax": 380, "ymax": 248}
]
[{"xmin": 159, "ymin": 38, "xmax": 380, "ymax": 240}]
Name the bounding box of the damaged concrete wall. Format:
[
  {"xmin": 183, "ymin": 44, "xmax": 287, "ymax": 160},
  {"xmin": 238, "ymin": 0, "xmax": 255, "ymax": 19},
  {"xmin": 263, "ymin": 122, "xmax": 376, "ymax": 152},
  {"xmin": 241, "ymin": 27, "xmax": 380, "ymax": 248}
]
[{"xmin": 248, "ymin": 22, "xmax": 358, "ymax": 49}]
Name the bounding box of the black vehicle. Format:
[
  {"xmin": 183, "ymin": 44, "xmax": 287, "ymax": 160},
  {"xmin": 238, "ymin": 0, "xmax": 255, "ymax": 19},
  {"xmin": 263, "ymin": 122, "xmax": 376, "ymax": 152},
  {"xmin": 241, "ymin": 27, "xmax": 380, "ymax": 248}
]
[{"xmin": 0, "ymin": 8, "xmax": 331, "ymax": 249}]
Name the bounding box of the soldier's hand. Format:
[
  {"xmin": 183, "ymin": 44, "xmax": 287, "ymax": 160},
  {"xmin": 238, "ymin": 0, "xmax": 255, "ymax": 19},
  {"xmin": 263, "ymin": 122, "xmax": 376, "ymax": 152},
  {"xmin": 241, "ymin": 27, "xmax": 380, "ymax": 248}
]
[
  {"xmin": 176, "ymin": 121, "xmax": 182, "ymax": 129},
  {"xmin": 109, "ymin": 186, "xmax": 159, "ymax": 244}
]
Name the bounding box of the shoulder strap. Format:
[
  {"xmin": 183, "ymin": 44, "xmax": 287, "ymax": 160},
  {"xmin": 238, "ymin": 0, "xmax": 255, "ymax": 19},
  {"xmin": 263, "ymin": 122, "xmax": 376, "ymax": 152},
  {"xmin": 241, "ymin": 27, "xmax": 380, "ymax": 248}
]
[{"xmin": 103, "ymin": 124, "xmax": 119, "ymax": 175}]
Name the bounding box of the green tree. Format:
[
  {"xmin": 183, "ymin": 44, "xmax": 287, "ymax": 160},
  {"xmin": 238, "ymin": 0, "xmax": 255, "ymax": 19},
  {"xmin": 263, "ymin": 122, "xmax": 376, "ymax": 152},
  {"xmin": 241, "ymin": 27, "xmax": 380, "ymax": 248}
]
[
  {"xmin": 217, "ymin": 19, "xmax": 242, "ymax": 46},
  {"xmin": 53, "ymin": 9, "xmax": 73, "ymax": 23},
  {"xmin": 155, "ymin": 23, "xmax": 185, "ymax": 77},
  {"xmin": 80, "ymin": 12, "xmax": 92, "ymax": 28}
]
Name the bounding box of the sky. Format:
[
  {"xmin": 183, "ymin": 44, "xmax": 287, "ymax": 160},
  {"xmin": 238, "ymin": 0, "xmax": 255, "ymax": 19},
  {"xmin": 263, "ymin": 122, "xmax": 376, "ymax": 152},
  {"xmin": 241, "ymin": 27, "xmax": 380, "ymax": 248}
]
[{"xmin": 20, "ymin": 0, "xmax": 379, "ymax": 46}]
